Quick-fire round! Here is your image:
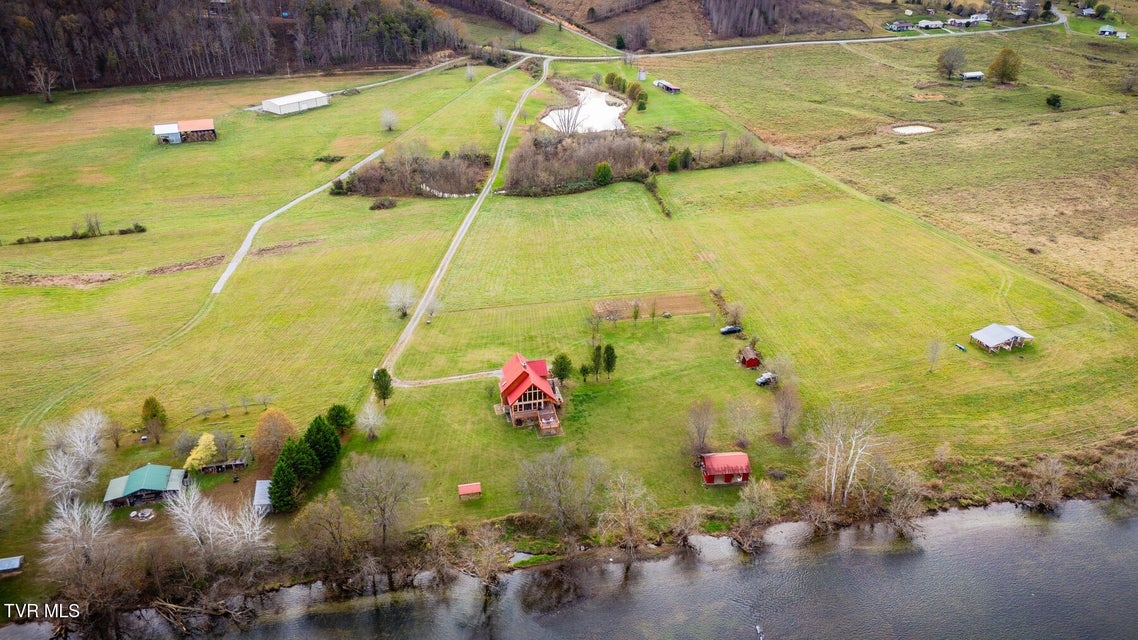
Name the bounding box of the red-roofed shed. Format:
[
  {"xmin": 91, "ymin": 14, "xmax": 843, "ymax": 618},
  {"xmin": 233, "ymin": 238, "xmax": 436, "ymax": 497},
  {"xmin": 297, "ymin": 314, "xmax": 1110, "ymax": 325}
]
[
  {"xmin": 458, "ymin": 482, "xmax": 482, "ymax": 500},
  {"xmin": 699, "ymin": 452, "xmax": 751, "ymax": 486},
  {"xmin": 499, "ymin": 353, "xmax": 563, "ymax": 435}
]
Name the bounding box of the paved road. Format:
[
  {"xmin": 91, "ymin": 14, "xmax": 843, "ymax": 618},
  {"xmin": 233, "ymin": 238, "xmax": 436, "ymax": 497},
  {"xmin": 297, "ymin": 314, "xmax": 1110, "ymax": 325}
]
[
  {"xmin": 507, "ymin": 11, "xmax": 1068, "ymax": 61},
  {"xmin": 383, "ymin": 57, "xmax": 552, "ymax": 387}
]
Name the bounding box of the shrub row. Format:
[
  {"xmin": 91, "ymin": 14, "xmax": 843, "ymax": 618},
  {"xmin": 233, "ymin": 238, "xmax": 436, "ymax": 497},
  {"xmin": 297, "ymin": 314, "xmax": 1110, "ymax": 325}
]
[{"xmin": 11, "ymin": 222, "xmax": 146, "ymax": 246}]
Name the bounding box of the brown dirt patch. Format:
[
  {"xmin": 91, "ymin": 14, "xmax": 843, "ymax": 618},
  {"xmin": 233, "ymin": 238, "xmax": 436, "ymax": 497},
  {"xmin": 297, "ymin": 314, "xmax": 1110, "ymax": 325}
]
[
  {"xmin": 76, "ymin": 167, "xmax": 113, "ymax": 185},
  {"xmin": 145, "ymin": 254, "xmax": 226, "ymax": 276},
  {"xmin": 912, "ymin": 93, "xmax": 946, "ymax": 101},
  {"xmin": 2, "ymin": 271, "xmax": 120, "ymax": 288},
  {"xmin": 250, "ymin": 239, "xmax": 322, "ymax": 257},
  {"xmin": 592, "ymin": 292, "xmax": 708, "ymax": 319},
  {"xmin": 696, "ymin": 251, "xmax": 717, "ymax": 262}
]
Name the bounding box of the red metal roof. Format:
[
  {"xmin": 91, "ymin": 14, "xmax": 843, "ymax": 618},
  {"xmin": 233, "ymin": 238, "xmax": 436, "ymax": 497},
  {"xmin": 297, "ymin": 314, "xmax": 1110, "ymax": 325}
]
[
  {"xmin": 458, "ymin": 482, "xmax": 482, "ymax": 496},
  {"xmin": 701, "ymin": 452, "xmax": 751, "ymax": 476},
  {"xmin": 500, "ymin": 353, "xmax": 558, "ymax": 407},
  {"xmin": 178, "ymin": 118, "xmax": 215, "ymax": 132}
]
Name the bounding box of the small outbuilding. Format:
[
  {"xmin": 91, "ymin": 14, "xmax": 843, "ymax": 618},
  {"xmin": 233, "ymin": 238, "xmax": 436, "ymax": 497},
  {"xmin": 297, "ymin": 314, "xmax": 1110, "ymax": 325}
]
[
  {"xmin": 969, "ymin": 323, "xmax": 1035, "ymax": 353},
  {"xmin": 738, "ymin": 345, "xmax": 762, "ymax": 369},
  {"xmin": 253, "ymin": 480, "xmax": 272, "ymax": 516},
  {"xmin": 1099, "ymin": 25, "xmax": 1117, "ymax": 36},
  {"xmin": 699, "ymin": 452, "xmax": 751, "ymax": 486},
  {"xmin": 970, "ymin": 12, "xmax": 990, "ymax": 21},
  {"xmin": 960, "ymin": 71, "xmax": 986, "ymax": 81},
  {"xmin": 262, "ymin": 91, "xmax": 330, "ymax": 115},
  {"xmin": 652, "ymin": 79, "xmax": 681, "ymax": 94},
  {"xmin": 1081, "ymin": 7, "xmax": 1096, "ymax": 16},
  {"xmin": 103, "ymin": 464, "xmax": 186, "ymax": 508},
  {"xmin": 0, "ymin": 556, "xmax": 23, "ymax": 577},
  {"xmin": 153, "ymin": 119, "xmax": 217, "ymax": 144},
  {"xmin": 458, "ymin": 482, "xmax": 482, "ymax": 500}
]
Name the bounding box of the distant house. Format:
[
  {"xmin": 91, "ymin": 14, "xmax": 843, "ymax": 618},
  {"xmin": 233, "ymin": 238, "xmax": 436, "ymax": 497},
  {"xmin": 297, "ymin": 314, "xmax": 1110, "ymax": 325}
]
[
  {"xmin": 153, "ymin": 119, "xmax": 217, "ymax": 144},
  {"xmin": 947, "ymin": 17, "xmax": 974, "ymax": 27},
  {"xmin": 103, "ymin": 464, "xmax": 186, "ymax": 508},
  {"xmin": 652, "ymin": 79, "xmax": 681, "ymax": 94},
  {"xmin": 961, "ymin": 71, "xmax": 986, "ymax": 81},
  {"xmin": 969, "ymin": 323, "xmax": 1035, "ymax": 352},
  {"xmin": 970, "ymin": 12, "xmax": 990, "ymax": 21},
  {"xmin": 1099, "ymin": 25, "xmax": 1117, "ymax": 36},
  {"xmin": 1081, "ymin": 7, "xmax": 1096, "ymax": 16},
  {"xmin": 699, "ymin": 452, "xmax": 751, "ymax": 486},
  {"xmin": 262, "ymin": 91, "xmax": 330, "ymax": 115},
  {"xmin": 918, "ymin": 19, "xmax": 945, "ymax": 28},
  {"xmin": 253, "ymin": 480, "xmax": 272, "ymax": 516},
  {"xmin": 887, "ymin": 20, "xmax": 915, "ymax": 31},
  {"xmin": 499, "ymin": 353, "xmax": 563, "ymax": 436},
  {"xmin": 0, "ymin": 556, "xmax": 23, "ymax": 578},
  {"xmin": 738, "ymin": 345, "xmax": 762, "ymax": 369}
]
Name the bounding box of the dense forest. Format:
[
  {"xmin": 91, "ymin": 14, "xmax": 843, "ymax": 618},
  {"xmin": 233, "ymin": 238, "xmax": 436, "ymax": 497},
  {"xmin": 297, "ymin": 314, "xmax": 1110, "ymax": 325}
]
[
  {"xmin": 0, "ymin": 0, "xmax": 467, "ymax": 94},
  {"xmin": 701, "ymin": 0, "xmax": 864, "ymax": 37}
]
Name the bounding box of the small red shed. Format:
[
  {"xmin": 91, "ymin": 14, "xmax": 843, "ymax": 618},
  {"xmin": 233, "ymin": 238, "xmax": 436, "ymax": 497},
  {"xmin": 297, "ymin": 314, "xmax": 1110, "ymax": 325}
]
[
  {"xmin": 738, "ymin": 345, "xmax": 761, "ymax": 369},
  {"xmin": 699, "ymin": 452, "xmax": 751, "ymax": 486},
  {"xmin": 458, "ymin": 482, "xmax": 482, "ymax": 500}
]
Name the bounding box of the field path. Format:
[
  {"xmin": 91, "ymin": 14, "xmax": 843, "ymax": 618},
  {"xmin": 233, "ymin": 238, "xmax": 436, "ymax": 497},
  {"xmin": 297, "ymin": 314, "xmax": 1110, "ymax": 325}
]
[
  {"xmin": 211, "ymin": 58, "xmax": 465, "ymax": 294},
  {"xmin": 383, "ymin": 57, "xmax": 552, "ymax": 387}
]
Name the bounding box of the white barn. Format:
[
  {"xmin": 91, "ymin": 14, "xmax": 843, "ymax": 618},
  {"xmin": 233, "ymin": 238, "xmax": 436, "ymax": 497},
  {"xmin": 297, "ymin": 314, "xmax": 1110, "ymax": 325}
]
[
  {"xmin": 970, "ymin": 323, "xmax": 1034, "ymax": 352},
  {"xmin": 262, "ymin": 91, "xmax": 330, "ymax": 115}
]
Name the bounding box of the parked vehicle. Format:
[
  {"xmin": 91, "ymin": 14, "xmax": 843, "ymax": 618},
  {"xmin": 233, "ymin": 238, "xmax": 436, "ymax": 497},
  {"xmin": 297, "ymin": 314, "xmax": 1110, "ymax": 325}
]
[
  {"xmin": 720, "ymin": 325, "xmax": 742, "ymax": 335},
  {"xmin": 755, "ymin": 372, "xmax": 777, "ymax": 387}
]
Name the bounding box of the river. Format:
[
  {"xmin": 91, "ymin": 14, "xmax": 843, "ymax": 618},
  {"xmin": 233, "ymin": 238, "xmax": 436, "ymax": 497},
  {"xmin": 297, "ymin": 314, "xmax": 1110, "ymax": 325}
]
[{"xmin": 3, "ymin": 499, "xmax": 1137, "ymax": 639}]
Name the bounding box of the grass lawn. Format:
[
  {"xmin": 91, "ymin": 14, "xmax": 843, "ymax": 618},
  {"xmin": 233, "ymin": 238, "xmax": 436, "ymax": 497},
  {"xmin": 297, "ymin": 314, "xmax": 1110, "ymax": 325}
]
[{"xmin": 427, "ymin": 1, "xmax": 613, "ymax": 57}]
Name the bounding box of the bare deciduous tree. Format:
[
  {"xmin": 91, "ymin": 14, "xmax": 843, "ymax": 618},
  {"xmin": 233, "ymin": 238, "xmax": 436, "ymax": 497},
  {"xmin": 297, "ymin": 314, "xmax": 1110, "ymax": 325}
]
[
  {"xmin": 669, "ymin": 506, "xmax": 703, "ymax": 548},
  {"xmin": 29, "ymin": 63, "xmax": 59, "ymax": 103},
  {"xmin": 100, "ymin": 419, "xmax": 125, "ymax": 449},
  {"xmin": 1028, "ymin": 457, "xmax": 1066, "ymax": 512},
  {"xmin": 462, "ymin": 524, "xmax": 509, "ymax": 592},
  {"xmin": 773, "ymin": 383, "xmax": 802, "ymax": 440},
  {"xmin": 387, "ymin": 280, "xmax": 418, "ymax": 319},
  {"xmin": 173, "ymin": 432, "xmax": 197, "ymax": 459},
  {"xmin": 466, "ymin": 63, "xmax": 475, "ymax": 82},
  {"xmin": 736, "ymin": 478, "xmax": 777, "ymax": 527},
  {"xmin": 493, "ymin": 107, "xmax": 507, "ymax": 130},
  {"xmin": 342, "ymin": 453, "xmax": 421, "ymax": 548},
  {"xmin": 599, "ymin": 472, "xmax": 655, "ymax": 561},
  {"xmin": 292, "ymin": 491, "xmax": 368, "ymax": 586},
  {"xmin": 240, "ymin": 396, "xmax": 253, "ymax": 414},
  {"xmin": 810, "ymin": 403, "xmax": 880, "ymax": 508},
  {"xmin": 37, "ymin": 410, "xmax": 106, "ymax": 503},
  {"xmin": 252, "ymin": 408, "xmax": 296, "ymax": 462},
  {"xmin": 883, "ymin": 467, "xmax": 925, "ymax": 538},
  {"xmin": 548, "ymin": 102, "xmax": 583, "ymax": 135},
  {"xmin": 518, "ymin": 447, "xmax": 606, "ymax": 536},
  {"xmin": 218, "ymin": 400, "xmax": 230, "ymax": 418},
  {"xmin": 381, "ymin": 109, "xmax": 399, "ymax": 131},
  {"xmin": 356, "ymin": 399, "xmax": 386, "ymax": 441},
  {"xmin": 726, "ymin": 398, "xmax": 757, "ymax": 449},
  {"xmin": 687, "ymin": 399, "xmax": 715, "ymax": 459},
  {"xmin": 259, "ymin": 393, "xmax": 273, "ymax": 409},
  {"xmin": 212, "ymin": 431, "xmax": 236, "ymax": 461},
  {"xmin": 41, "ymin": 502, "xmax": 136, "ymax": 631},
  {"xmin": 932, "ymin": 441, "xmax": 954, "ymax": 473},
  {"xmin": 725, "ymin": 302, "xmax": 744, "ymax": 327},
  {"xmin": 146, "ymin": 416, "xmax": 165, "ymax": 444},
  {"xmin": 927, "ymin": 339, "xmax": 943, "ymax": 373}
]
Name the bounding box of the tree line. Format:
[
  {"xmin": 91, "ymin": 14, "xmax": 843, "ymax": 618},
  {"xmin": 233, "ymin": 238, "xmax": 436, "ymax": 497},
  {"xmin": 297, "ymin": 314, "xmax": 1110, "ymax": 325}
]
[{"xmin": 0, "ymin": 0, "xmax": 467, "ymax": 95}]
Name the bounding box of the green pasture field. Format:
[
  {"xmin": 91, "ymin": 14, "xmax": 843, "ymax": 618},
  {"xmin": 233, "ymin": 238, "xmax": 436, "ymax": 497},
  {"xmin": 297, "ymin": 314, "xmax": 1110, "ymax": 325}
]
[
  {"xmin": 0, "ymin": 63, "xmax": 494, "ymax": 273},
  {"xmin": 1068, "ymin": 15, "xmax": 1132, "ymax": 34}
]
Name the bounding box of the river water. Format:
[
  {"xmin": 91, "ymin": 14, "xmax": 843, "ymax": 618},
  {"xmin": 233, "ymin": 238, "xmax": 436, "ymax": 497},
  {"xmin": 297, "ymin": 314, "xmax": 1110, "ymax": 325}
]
[{"xmin": 4, "ymin": 499, "xmax": 1137, "ymax": 639}]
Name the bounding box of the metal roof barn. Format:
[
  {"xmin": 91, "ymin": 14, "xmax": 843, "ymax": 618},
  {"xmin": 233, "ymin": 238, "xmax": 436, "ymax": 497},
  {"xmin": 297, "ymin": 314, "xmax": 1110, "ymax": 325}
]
[
  {"xmin": 262, "ymin": 91, "xmax": 330, "ymax": 115},
  {"xmin": 254, "ymin": 480, "xmax": 272, "ymax": 515}
]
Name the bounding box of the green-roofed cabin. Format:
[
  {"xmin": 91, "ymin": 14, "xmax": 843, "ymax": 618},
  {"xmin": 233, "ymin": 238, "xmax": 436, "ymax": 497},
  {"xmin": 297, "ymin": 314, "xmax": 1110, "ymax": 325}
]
[{"xmin": 102, "ymin": 464, "xmax": 186, "ymax": 507}]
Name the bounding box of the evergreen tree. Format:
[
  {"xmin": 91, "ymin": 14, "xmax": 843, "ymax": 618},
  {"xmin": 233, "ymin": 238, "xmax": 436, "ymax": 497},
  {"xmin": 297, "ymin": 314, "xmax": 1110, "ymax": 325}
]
[
  {"xmin": 373, "ymin": 368, "xmax": 395, "ymax": 406},
  {"xmin": 616, "ymin": 33, "xmax": 626, "ymax": 49},
  {"xmin": 594, "ymin": 162, "xmax": 613, "ymax": 186},
  {"xmin": 591, "ymin": 345, "xmax": 603, "ymax": 381},
  {"xmin": 552, "ymin": 353, "xmax": 574, "ymax": 381},
  {"xmin": 603, "ymin": 344, "xmax": 618, "ymax": 379},
  {"xmin": 325, "ymin": 404, "xmax": 355, "ymax": 435},
  {"xmin": 278, "ymin": 437, "xmax": 320, "ymax": 480},
  {"xmin": 141, "ymin": 396, "xmax": 168, "ymax": 428},
  {"xmin": 579, "ymin": 363, "xmax": 592, "ymax": 382},
  {"xmin": 269, "ymin": 463, "xmax": 299, "ymax": 512},
  {"xmin": 304, "ymin": 416, "xmax": 341, "ymax": 470}
]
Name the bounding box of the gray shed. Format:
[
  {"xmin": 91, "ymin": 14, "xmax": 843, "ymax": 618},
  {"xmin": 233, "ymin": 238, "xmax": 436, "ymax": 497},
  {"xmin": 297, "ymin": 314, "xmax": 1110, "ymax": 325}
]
[
  {"xmin": 0, "ymin": 556, "xmax": 23, "ymax": 576},
  {"xmin": 253, "ymin": 479, "xmax": 272, "ymax": 516}
]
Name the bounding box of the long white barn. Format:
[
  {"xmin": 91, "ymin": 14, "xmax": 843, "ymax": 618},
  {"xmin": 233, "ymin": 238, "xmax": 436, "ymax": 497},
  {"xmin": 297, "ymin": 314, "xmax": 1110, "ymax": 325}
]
[{"xmin": 262, "ymin": 90, "xmax": 330, "ymax": 115}]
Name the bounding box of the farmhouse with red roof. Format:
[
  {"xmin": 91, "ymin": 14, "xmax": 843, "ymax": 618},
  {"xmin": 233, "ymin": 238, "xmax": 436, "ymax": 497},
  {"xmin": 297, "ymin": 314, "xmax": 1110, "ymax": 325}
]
[
  {"xmin": 699, "ymin": 452, "xmax": 751, "ymax": 486},
  {"xmin": 499, "ymin": 353, "xmax": 564, "ymax": 436}
]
